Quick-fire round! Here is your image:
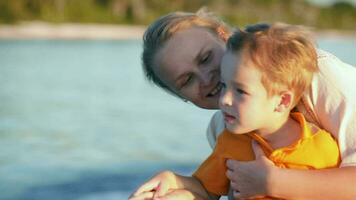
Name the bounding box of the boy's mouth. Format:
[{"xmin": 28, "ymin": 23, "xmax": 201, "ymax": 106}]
[
  {"xmin": 223, "ymin": 112, "xmax": 236, "ymax": 124},
  {"xmin": 206, "ymin": 82, "xmax": 223, "ymax": 97}
]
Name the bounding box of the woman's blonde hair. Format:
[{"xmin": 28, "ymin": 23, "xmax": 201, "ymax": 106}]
[
  {"xmin": 226, "ymin": 23, "xmax": 319, "ymax": 107},
  {"xmin": 142, "ymin": 9, "xmax": 231, "ymax": 98}
]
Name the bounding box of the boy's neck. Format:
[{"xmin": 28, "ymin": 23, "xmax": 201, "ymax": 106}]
[{"xmin": 257, "ymin": 114, "xmax": 301, "ymax": 150}]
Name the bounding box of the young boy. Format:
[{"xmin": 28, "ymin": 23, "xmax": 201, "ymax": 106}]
[{"xmin": 130, "ymin": 23, "xmax": 340, "ymax": 200}]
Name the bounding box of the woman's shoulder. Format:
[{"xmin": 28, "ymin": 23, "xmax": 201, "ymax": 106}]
[
  {"xmin": 299, "ymin": 49, "xmax": 356, "ymax": 138},
  {"xmin": 206, "ymin": 110, "xmax": 225, "ymax": 149},
  {"xmin": 315, "ymin": 49, "xmax": 356, "ymax": 100},
  {"xmin": 316, "ymin": 49, "xmax": 356, "ymax": 80}
]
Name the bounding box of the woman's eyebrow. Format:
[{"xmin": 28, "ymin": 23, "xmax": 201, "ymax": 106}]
[
  {"xmin": 174, "ymin": 72, "xmax": 189, "ymax": 88},
  {"xmin": 194, "ymin": 45, "xmax": 207, "ymax": 64}
]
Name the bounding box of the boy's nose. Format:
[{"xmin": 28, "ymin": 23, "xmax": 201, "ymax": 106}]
[{"xmin": 220, "ymin": 89, "xmax": 232, "ymax": 107}]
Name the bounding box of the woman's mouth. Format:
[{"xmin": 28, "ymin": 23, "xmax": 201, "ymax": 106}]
[
  {"xmin": 223, "ymin": 112, "xmax": 236, "ymax": 124},
  {"xmin": 206, "ymin": 82, "xmax": 223, "ymax": 97}
]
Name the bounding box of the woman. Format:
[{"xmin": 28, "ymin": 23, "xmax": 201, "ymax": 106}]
[{"xmin": 132, "ymin": 10, "xmax": 356, "ymax": 199}]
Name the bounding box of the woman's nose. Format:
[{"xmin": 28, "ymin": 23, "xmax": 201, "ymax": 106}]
[{"xmin": 199, "ymin": 69, "xmax": 213, "ymax": 86}]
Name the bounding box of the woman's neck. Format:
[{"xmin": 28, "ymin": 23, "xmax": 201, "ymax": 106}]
[{"xmin": 258, "ymin": 115, "xmax": 301, "ymax": 150}]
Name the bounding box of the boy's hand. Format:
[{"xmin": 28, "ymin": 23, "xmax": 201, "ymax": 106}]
[{"xmin": 129, "ymin": 170, "xmax": 180, "ymax": 199}]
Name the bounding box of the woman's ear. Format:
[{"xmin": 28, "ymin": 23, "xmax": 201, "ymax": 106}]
[{"xmin": 274, "ymin": 91, "xmax": 293, "ymax": 113}]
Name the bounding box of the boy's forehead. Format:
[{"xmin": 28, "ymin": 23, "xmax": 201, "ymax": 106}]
[
  {"xmin": 221, "ymin": 51, "xmax": 242, "ymax": 74},
  {"xmin": 222, "ymin": 51, "xmax": 264, "ymax": 88},
  {"xmin": 221, "ymin": 52, "xmax": 243, "ymax": 85}
]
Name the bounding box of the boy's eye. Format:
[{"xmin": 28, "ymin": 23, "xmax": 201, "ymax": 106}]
[{"xmin": 236, "ymin": 88, "xmax": 246, "ymax": 94}]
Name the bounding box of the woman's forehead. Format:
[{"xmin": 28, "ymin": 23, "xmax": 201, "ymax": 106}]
[
  {"xmin": 161, "ymin": 27, "xmax": 214, "ymax": 60},
  {"xmin": 155, "ymin": 28, "xmax": 214, "ymax": 76}
]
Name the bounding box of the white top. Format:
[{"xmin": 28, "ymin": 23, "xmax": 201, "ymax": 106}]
[{"xmin": 206, "ymin": 50, "xmax": 356, "ymax": 167}]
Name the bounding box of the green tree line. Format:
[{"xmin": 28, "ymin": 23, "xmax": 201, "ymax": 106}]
[{"xmin": 0, "ymin": 0, "xmax": 355, "ymax": 29}]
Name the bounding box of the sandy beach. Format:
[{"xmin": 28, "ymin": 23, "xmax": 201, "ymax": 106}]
[
  {"xmin": 0, "ymin": 22, "xmax": 146, "ymax": 40},
  {"xmin": 0, "ymin": 22, "xmax": 355, "ymax": 40}
]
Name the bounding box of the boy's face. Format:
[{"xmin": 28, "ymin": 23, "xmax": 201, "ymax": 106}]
[{"xmin": 219, "ymin": 51, "xmax": 280, "ymax": 135}]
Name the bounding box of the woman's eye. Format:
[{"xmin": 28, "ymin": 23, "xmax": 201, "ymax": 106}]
[
  {"xmin": 181, "ymin": 75, "xmax": 193, "ymax": 88},
  {"xmin": 201, "ymin": 51, "xmax": 211, "ymax": 64}
]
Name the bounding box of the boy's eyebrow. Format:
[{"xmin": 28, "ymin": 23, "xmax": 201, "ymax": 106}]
[{"xmin": 232, "ymin": 81, "xmax": 248, "ymax": 89}]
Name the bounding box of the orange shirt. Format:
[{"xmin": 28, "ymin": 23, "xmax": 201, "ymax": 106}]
[{"xmin": 193, "ymin": 112, "xmax": 340, "ymax": 198}]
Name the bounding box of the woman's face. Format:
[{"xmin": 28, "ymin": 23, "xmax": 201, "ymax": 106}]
[{"xmin": 154, "ymin": 27, "xmax": 226, "ymax": 109}]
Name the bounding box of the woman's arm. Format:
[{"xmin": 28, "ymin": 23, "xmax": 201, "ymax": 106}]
[
  {"xmin": 226, "ymin": 157, "xmax": 356, "ymax": 200},
  {"xmin": 271, "ymin": 165, "xmax": 356, "ymax": 200}
]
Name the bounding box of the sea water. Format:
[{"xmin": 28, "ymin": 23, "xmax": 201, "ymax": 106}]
[{"xmin": 0, "ymin": 37, "xmax": 355, "ymax": 200}]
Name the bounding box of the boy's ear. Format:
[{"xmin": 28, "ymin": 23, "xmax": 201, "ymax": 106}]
[{"xmin": 274, "ymin": 91, "xmax": 293, "ymax": 113}]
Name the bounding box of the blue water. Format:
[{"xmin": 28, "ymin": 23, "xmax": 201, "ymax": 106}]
[{"xmin": 0, "ymin": 38, "xmax": 355, "ymax": 200}]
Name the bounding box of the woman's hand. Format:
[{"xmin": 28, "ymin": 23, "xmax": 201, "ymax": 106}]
[
  {"xmin": 226, "ymin": 143, "xmax": 276, "ymax": 199},
  {"xmin": 129, "ymin": 170, "xmax": 180, "ymax": 200},
  {"xmin": 129, "ymin": 188, "xmax": 204, "ymax": 200}
]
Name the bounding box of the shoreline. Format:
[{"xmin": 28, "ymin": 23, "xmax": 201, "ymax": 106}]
[
  {"xmin": 0, "ymin": 22, "xmax": 146, "ymax": 40},
  {"xmin": 0, "ymin": 22, "xmax": 356, "ymax": 40}
]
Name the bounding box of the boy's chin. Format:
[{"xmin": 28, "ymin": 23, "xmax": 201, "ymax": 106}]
[{"xmin": 226, "ymin": 126, "xmax": 247, "ymax": 135}]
